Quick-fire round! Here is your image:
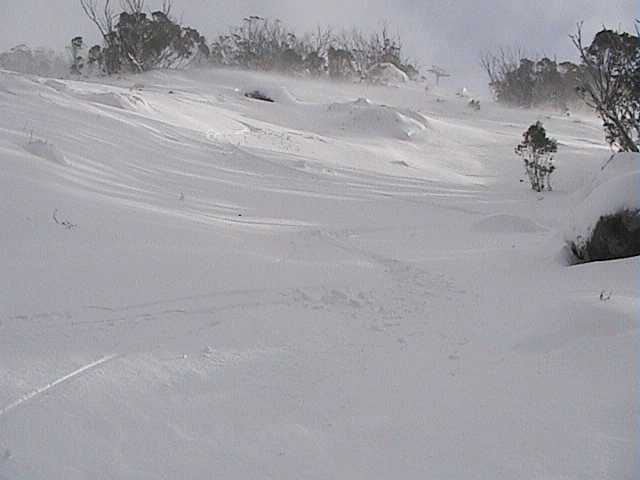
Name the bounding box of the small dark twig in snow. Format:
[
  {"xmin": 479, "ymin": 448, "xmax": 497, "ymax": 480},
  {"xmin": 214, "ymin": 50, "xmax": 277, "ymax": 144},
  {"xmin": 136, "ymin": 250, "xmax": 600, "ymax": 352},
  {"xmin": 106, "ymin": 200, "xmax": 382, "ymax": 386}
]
[
  {"xmin": 52, "ymin": 209, "xmax": 77, "ymax": 230},
  {"xmin": 599, "ymin": 290, "xmax": 612, "ymax": 302}
]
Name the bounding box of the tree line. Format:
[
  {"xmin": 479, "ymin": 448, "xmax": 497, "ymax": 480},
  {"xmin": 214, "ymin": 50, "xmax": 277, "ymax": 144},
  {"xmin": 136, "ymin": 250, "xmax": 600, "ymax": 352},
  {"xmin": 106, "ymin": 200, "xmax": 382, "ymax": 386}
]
[
  {"xmin": 482, "ymin": 23, "xmax": 639, "ymax": 153},
  {"xmin": 0, "ymin": 1, "xmax": 635, "ymax": 152},
  {"xmin": 69, "ymin": 1, "xmax": 418, "ymax": 81}
]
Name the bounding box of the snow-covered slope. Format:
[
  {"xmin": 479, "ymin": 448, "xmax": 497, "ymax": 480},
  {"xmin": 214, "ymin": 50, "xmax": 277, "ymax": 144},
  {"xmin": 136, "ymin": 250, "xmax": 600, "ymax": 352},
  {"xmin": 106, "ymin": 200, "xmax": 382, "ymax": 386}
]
[{"xmin": 0, "ymin": 67, "xmax": 635, "ymax": 480}]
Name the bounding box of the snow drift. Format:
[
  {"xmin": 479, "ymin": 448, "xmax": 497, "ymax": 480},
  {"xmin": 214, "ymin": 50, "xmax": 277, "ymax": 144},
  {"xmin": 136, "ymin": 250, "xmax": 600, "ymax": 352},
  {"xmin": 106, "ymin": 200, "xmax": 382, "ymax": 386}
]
[{"xmin": 566, "ymin": 153, "xmax": 640, "ymax": 262}]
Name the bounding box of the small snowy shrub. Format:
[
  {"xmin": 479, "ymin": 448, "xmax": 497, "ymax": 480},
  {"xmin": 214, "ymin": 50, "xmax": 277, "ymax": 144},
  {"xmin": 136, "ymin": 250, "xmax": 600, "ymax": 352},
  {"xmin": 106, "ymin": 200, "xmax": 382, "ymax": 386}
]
[
  {"xmin": 515, "ymin": 121, "xmax": 558, "ymax": 192},
  {"xmin": 467, "ymin": 99, "xmax": 480, "ymax": 111},
  {"xmin": 69, "ymin": 36, "xmax": 85, "ymax": 75}
]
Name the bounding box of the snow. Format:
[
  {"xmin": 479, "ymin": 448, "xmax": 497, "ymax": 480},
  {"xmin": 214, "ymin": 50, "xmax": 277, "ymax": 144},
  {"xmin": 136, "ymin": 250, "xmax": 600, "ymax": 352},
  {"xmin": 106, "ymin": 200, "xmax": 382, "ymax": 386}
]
[
  {"xmin": 0, "ymin": 67, "xmax": 635, "ymax": 480},
  {"xmin": 471, "ymin": 213, "xmax": 547, "ymax": 233},
  {"xmin": 23, "ymin": 139, "xmax": 69, "ymax": 166}
]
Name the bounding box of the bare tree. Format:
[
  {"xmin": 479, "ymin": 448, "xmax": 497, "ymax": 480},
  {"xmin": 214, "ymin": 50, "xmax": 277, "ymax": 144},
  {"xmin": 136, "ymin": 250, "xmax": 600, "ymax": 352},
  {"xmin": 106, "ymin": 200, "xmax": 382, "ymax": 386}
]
[
  {"xmin": 120, "ymin": 0, "xmax": 144, "ymax": 13},
  {"xmin": 480, "ymin": 46, "xmax": 526, "ymax": 90},
  {"xmin": 571, "ymin": 22, "xmax": 639, "ymax": 152}
]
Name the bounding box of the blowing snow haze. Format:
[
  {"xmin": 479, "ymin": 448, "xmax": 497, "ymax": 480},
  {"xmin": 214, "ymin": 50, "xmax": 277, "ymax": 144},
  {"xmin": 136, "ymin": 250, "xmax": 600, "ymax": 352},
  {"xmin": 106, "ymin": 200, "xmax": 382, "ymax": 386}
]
[{"xmin": 1, "ymin": 0, "xmax": 635, "ymax": 88}]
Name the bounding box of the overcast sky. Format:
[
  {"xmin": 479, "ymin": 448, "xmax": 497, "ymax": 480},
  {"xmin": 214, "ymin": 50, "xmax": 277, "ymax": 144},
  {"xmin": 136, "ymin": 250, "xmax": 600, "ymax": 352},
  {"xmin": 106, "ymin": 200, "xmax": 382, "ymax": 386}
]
[{"xmin": 1, "ymin": 0, "xmax": 636, "ymax": 86}]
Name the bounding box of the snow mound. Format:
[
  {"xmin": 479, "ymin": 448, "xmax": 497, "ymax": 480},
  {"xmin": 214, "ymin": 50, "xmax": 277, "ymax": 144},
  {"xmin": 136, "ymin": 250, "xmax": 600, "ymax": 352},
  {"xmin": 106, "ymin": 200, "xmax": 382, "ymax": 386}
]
[
  {"xmin": 240, "ymin": 85, "xmax": 298, "ymax": 105},
  {"xmin": 39, "ymin": 78, "xmax": 150, "ymax": 111},
  {"xmin": 471, "ymin": 214, "xmax": 546, "ymax": 234},
  {"xmin": 43, "ymin": 79, "xmax": 67, "ymax": 92},
  {"xmin": 594, "ymin": 152, "xmax": 640, "ymax": 186},
  {"xmin": 571, "ymin": 153, "xmax": 640, "ymax": 203},
  {"xmin": 326, "ymin": 98, "xmax": 428, "ymax": 140},
  {"xmin": 567, "ymin": 153, "xmax": 640, "ymax": 240},
  {"xmin": 567, "ymin": 171, "xmax": 640, "ymax": 245},
  {"xmin": 367, "ymin": 63, "xmax": 408, "ymax": 85},
  {"xmin": 80, "ymin": 91, "xmax": 149, "ymax": 110},
  {"xmin": 23, "ymin": 139, "xmax": 69, "ymax": 166}
]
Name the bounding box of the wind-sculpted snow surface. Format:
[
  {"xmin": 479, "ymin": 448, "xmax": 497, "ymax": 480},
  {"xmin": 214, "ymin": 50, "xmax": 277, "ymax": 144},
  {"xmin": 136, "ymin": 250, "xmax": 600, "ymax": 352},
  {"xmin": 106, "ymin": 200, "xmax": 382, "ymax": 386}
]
[
  {"xmin": 0, "ymin": 68, "xmax": 635, "ymax": 480},
  {"xmin": 23, "ymin": 139, "xmax": 69, "ymax": 166},
  {"xmin": 322, "ymin": 98, "xmax": 429, "ymax": 139},
  {"xmin": 471, "ymin": 213, "xmax": 547, "ymax": 233}
]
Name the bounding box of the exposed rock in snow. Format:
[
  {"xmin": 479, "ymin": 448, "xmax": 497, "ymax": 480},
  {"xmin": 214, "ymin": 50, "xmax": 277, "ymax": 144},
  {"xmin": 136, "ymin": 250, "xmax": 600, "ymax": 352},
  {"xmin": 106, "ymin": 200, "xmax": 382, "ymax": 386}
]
[
  {"xmin": 244, "ymin": 89, "xmax": 275, "ymax": 102},
  {"xmin": 240, "ymin": 85, "xmax": 298, "ymax": 105}
]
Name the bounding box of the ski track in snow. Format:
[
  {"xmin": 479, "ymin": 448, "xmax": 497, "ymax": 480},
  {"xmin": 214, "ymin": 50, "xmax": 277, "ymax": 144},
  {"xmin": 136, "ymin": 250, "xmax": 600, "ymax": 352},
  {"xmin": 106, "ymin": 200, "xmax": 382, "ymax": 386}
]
[{"xmin": 0, "ymin": 354, "xmax": 118, "ymax": 419}]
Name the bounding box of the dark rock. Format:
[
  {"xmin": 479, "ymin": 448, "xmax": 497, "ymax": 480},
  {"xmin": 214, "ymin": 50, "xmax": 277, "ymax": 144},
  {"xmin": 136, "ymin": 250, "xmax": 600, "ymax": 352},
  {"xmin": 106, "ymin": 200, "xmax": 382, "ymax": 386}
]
[{"xmin": 244, "ymin": 90, "xmax": 274, "ymax": 103}]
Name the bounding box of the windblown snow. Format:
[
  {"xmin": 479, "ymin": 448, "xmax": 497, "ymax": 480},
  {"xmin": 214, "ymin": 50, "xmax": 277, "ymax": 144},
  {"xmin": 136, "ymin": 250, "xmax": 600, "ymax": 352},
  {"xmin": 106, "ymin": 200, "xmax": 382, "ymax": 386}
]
[{"xmin": 0, "ymin": 67, "xmax": 636, "ymax": 480}]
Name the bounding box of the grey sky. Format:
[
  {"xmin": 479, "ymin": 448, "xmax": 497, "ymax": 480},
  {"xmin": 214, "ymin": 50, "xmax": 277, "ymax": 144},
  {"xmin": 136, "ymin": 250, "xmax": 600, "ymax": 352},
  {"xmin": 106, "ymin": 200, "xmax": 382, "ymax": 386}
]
[{"xmin": 1, "ymin": 0, "xmax": 636, "ymax": 85}]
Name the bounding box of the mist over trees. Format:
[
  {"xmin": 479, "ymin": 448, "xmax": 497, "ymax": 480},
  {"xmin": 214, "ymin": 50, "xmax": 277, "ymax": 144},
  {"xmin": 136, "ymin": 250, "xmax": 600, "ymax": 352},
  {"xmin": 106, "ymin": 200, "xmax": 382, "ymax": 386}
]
[
  {"xmin": 480, "ymin": 48, "xmax": 581, "ymax": 110},
  {"xmin": 0, "ymin": 45, "xmax": 68, "ymax": 76},
  {"xmin": 73, "ymin": 1, "xmax": 418, "ymax": 80},
  {"xmin": 0, "ymin": 0, "xmax": 417, "ymax": 81},
  {"xmin": 205, "ymin": 16, "xmax": 418, "ymax": 80}
]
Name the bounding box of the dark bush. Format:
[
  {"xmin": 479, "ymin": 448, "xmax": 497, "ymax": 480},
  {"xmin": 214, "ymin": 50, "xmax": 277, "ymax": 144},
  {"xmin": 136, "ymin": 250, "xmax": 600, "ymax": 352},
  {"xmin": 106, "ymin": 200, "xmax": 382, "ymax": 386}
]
[
  {"xmin": 480, "ymin": 49, "xmax": 581, "ymax": 109},
  {"xmin": 79, "ymin": 1, "xmax": 208, "ymax": 75},
  {"xmin": 515, "ymin": 121, "xmax": 558, "ymax": 192},
  {"xmin": 571, "ymin": 209, "xmax": 640, "ymax": 262}
]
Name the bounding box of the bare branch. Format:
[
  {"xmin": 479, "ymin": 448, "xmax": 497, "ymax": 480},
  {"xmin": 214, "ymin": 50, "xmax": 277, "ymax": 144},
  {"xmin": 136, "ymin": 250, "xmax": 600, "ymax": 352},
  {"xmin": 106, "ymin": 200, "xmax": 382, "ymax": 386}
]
[{"xmin": 80, "ymin": 0, "xmax": 114, "ymax": 38}]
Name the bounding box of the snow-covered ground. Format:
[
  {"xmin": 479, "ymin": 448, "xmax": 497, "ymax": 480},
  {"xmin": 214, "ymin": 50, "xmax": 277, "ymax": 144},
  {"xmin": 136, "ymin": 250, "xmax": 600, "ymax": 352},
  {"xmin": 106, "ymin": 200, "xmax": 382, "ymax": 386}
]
[{"xmin": 0, "ymin": 67, "xmax": 635, "ymax": 479}]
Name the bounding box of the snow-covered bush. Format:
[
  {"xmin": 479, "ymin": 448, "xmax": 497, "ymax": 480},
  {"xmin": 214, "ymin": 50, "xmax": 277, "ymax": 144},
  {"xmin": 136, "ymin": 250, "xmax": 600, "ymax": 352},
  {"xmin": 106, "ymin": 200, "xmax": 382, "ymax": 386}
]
[
  {"xmin": 69, "ymin": 37, "xmax": 85, "ymax": 75},
  {"xmin": 571, "ymin": 209, "xmax": 640, "ymax": 262},
  {"xmin": 515, "ymin": 121, "xmax": 558, "ymax": 192},
  {"xmin": 210, "ymin": 17, "xmax": 309, "ymax": 73},
  {"xmin": 566, "ymin": 153, "xmax": 640, "ymax": 263},
  {"xmin": 209, "ymin": 17, "xmax": 418, "ymax": 80},
  {"xmin": 467, "ymin": 99, "xmax": 481, "ymax": 111}
]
